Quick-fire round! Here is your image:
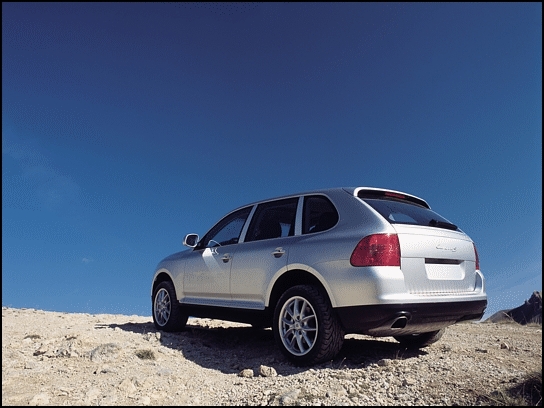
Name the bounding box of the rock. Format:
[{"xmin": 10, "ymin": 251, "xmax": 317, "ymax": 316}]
[
  {"xmin": 486, "ymin": 291, "xmax": 542, "ymax": 324},
  {"xmin": 117, "ymin": 378, "xmax": 137, "ymax": 396},
  {"xmin": 259, "ymin": 365, "xmax": 277, "ymax": 377},
  {"xmin": 377, "ymin": 359, "xmax": 390, "ymax": 366},
  {"xmin": 144, "ymin": 332, "xmax": 161, "ymax": 343},
  {"xmin": 90, "ymin": 343, "xmax": 121, "ymax": 362},
  {"xmin": 24, "ymin": 361, "xmax": 38, "ymax": 370},
  {"xmin": 33, "ymin": 344, "xmax": 49, "ymax": 356},
  {"xmin": 508, "ymin": 291, "xmax": 542, "ymax": 324},
  {"xmin": 238, "ymin": 368, "xmax": 254, "ymax": 378}
]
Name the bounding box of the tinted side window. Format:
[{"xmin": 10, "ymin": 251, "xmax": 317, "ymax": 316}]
[
  {"xmin": 245, "ymin": 198, "xmax": 298, "ymax": 242},
  {"xmin": 302, "ymin": 195, "xmax": 339, "ymax": 234},
  {"xmin": 198, "ymin": 206, "xmax": 252, "ymax": 248}
]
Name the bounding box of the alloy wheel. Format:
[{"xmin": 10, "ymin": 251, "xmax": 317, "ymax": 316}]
[
  {"xmin": 278, "ymin": 295, "xmax": 318, "ymax": 356},
  {"xmin": 154, "ymin": 288, "xmax": 171, "ymax": 326}
]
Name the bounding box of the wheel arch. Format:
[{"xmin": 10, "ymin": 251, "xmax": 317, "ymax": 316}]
[
  {"xmin": 267, "ymin": 268, "xmax": 335, "ymax": 313},
  {"xmin": 151, "ymin": 271, "xmax": 175, "ymax": 298}
]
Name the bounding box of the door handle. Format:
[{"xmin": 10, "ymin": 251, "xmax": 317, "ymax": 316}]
[
  {"xmin": 272, "ymin": 247, "xmax": 285, "ymax": 258},
  {"xmin": 221, "ymin": 254, "xmax": 232, "ymax": 263}
]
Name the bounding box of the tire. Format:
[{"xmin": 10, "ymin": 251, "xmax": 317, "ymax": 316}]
[
  {"xmin": 393, "ymin": 328, "xmax": 445, "ymax": 348},
  {"xmin": 273, "ymin": 285, "xmax": 344, "ymax": 366},
  {"xmin": 152, "ymin": 281, "xmax": 188, "ymax": 332}
]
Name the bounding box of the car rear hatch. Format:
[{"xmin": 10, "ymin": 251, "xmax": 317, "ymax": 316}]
[
  {"xmin": 355, "ymin": 188, "xmax": 479, "ymax": 295},
  {"xmin": 393, "ymin": 224, "xmax": 477, "ymax": 295}
]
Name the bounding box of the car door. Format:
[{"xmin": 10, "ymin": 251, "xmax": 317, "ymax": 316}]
[
  {"xmin": 229, "ymin": 197, "xmax": 299, "ymax": 309},
  {"xmin": 182, "ymin": 206, "xmax": 252, "ymax": 306}
]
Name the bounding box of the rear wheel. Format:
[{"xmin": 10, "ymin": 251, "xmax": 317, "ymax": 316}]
[
  {"xmin": 393, "ymin": 328, "xmax": 445, "ymax": 348},
  {"xmin": 273, "ymin": 285, "xmax": 344, "ymax": 366},
  {"xmin": 152, "ymin": 281, "xmax": 188, "ymax": 332}
]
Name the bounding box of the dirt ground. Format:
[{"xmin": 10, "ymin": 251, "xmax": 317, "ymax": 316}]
[{"xmin": 2, "ymin": 307, "xmax": 542, "ymax": 406}]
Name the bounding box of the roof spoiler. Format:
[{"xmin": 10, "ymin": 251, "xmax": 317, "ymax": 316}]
[{"xmin": 352, "ymin": 187, "xmax": 430, "ymax": 209}]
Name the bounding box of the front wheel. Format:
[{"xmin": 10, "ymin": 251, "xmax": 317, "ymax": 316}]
[
  {"xmin": 152, "ymin": 281, "xmax": 188, "ymax": 332},
  {"xmin": 273, "ymin": 285, "xmax": 344, "ymax": 366},
  {"xmin": 393, "ymin": 328, "xmax": 445, "ymax": 348}
]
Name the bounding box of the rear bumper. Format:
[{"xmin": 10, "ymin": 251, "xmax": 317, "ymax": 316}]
[{"xmin": 335, "ymin": 299, "xmax": 487, "ymax": 336}]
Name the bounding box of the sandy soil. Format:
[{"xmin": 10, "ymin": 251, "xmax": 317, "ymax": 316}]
[{"xmin": 2, "ymin": 307, "xmax": 542, "ymax": 406}]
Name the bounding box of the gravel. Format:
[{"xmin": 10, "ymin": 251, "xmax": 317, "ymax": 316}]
[{"xmin": 2, "ymin": 306, "xmax": 541, "ymax": 406}]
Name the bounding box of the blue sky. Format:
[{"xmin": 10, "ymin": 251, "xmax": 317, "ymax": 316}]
[{"xmin": 2, "ymin": 3, "xmax": 541, "ymax": 321}]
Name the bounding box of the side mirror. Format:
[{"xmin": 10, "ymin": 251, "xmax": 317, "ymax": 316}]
[{"xmin": 183, "ymin": 233, "xmax": 199, "ymax": 248}]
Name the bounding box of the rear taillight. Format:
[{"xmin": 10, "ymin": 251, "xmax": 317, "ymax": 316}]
[
  {"xmin": 350, "ymin": 234, "xmax": 401, "ymax": 267},
  {"xmin": 473, "ymin": 243, "xmax": 480, "ymax": 270}
]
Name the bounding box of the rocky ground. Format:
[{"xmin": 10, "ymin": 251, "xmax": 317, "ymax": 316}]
[{"xmin": 2, "ymin": 306, "xmax": 542, "ymax": 406}]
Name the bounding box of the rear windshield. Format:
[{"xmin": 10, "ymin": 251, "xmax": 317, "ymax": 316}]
[{"xmin": 363, "ymin": 198, "xmax": 459, "ymax": 231}]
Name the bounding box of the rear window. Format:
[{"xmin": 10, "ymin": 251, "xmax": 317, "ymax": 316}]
[
  {"xmin": 302, "ymin": 195, "xmax": 339, "ymax": 234},
  {"xmin": 363, "ymin": 199, "xmax": 459, "ymax": 231}
]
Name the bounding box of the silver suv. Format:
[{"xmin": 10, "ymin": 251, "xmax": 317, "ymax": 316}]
[{"xmin": 151, "ymin": 187, "xmax": 487, "ymax": 366}]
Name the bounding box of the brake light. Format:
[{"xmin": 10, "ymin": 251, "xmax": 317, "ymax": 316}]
[
  {"xmin": 350, "ymin": 234, "xmax": 400, "ymax": 267},
  {"xmin": 473, "ymin": 243, "xmax": 480, "ymax": 270},
  {"xmin": 385, "ymin": 192, "xmax": 405, "ymax": 199}
]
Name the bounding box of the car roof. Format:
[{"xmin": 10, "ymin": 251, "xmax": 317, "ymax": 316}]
[{"xmin": 235, "ymin": 187, "xmax": 429, "ymax": 209}]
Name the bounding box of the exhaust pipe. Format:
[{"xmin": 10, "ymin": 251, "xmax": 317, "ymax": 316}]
[
  {"xmin": 390, "ymin": 312, "xmax": 411, "ymax": 329},
  {"xmin": 366, "ymin": 312, "xmax": 412, "ymax": 336}
]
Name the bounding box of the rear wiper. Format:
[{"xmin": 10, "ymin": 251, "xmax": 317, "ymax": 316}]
[{"xmin": 429, "ymin": 219, "xmax": 458, "ymax": 231}]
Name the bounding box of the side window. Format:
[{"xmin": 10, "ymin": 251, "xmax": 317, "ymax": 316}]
[
  {"xmin": 245, "ymin": 198, "xmax": 298, "ymax": 242},
  {"xmin": 198, "ymin": 206, "xmax": 252, "ymax": 249},
  {"xmin": 302, "ymin": 195, "xmax": 339, "ymax": 234}
]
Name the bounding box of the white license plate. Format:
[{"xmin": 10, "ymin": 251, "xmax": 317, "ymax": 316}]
[{"xmin": 425, "ymin": 264, "xmax": 464, "ymax": 280}]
